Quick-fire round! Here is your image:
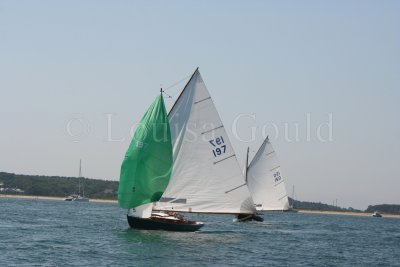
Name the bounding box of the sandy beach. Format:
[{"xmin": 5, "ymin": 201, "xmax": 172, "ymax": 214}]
[{"xmin": 0, "ymin": 194, "xmax": 117, "ymax": 204}]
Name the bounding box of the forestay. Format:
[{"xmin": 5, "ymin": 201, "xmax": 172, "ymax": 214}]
[
  {"xmin": 155, "ymin": 69, "xmax": 255, "ymax": 214},
  {"xmin": 247, "ymin": 137, "xmax": 290, "ymax": 211}
]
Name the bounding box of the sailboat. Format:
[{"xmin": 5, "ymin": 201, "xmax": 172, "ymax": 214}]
[
  {"xmin": 118, "ymin": 90, "xmax": 204, "ymax": 231},
  {"xmin": 246, "ymin": 137, "xmax": 290, "ymax": 211},
  {"xmin": 154, "ymin": 68, "xmax": 257, "ymax": 219},
  {"xmin": 119, "ymin": 68, "xmax": 258, "ymax": 231},
  {"xmin": 64, "ymin": 159, "xmax": 89, "ymax": 202}
]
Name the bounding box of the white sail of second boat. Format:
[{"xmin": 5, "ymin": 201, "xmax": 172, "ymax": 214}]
[
  {"xmin": 155, "ymin": 69, "xmax": 255, "ymax": 214},
  {"xmin": 247, "ymin": 137, "xmax": 290, "ymax": 211}
]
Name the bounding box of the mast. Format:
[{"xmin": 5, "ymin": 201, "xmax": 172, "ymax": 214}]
[
  {"xmin": 79, "ymin": 159, "xmax": 82, "ymax": 177},
  {"xmin": 291, "ymin": 185, "xmax": 295, "ymax": 208},
  {"xmin": 248, "ymin": 136, "xmax": 269, "ymax": 170},
  {"xmin": 78, "ymin": 159, "xmax": 82, "ymax": 196},
  {"xmin": 81, "ymin": 160, "xmax": 85, "ymax": 197},
  {"xmin": 167, "ymin": 67, "xmax": 199, "ymax": 116},
  {"xmin": 245, "ymin": 147, "xmax": 249, "ymax": 183}
]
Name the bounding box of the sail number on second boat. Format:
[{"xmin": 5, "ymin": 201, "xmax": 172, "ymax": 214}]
[
  {"xmin": 274, "ymin": 171, "xmax": 282, "ymax": 183},
  {"xmin": 209, "ymin": 136, "xmax": 226, "ymax": 157}
]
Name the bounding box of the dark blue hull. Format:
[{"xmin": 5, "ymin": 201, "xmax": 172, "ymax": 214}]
[
  {"xmin": 237, "ymin": 213, "xmax": 264, "ymax": 222},
  {"xmin": 127, "ymin": 215, "xmax": 204, "ymax": 232}
]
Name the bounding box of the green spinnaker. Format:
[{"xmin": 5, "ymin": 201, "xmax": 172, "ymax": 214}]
[{"xmin": 118, "ymin": 94, "xmax": 173, "ymax": 209}]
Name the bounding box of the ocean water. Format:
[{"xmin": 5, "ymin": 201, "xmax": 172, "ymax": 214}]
[{"xmin": 0, "ymin": 198, "xmax": 399, "ymax": 266}]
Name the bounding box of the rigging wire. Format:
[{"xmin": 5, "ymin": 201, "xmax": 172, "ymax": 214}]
[
  {"xmin": 159, "ymin": 72, "xmax": 191, "ymax": 99},
  {"xmin": 161, "ymin": 91, "xmax": 173, "ymax": 99},
  {"xmin": 164, "ymin": 73, "xmax": 192, "ymax": 92},
  {"xmin": 160, "ymin": 72, "xmax": 191, "ymax": 100}
]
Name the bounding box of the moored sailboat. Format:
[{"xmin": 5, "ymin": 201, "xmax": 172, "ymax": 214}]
[{"xmin": 64, "ymin": 159, "xmax": 89, "ymax": 202}]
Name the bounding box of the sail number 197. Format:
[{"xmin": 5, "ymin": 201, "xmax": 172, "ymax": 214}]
[{"xmin": 209, "ymin": 136, "xmax": 226, "ymax": 157}]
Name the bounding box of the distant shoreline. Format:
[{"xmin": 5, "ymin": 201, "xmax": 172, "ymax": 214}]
[
  {"xmin": 298, "ymin": 209, "xmax": 400, "ymax": 218},
  {"xmin": 2, "ymin": 194, "xmax": 399, "ymax": 218},
  {"xmin": 0, "ymin": 194, "xmax": 117, "ymax": 204}
]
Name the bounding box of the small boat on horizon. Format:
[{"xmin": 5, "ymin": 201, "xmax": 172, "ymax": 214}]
[
  {"xmin": 64, "ymin": 194, "xmax": 89, "ymax": 202},
  {"xmin": 372, "ymin": 211, "xmax": 382, "ymax": 217}
]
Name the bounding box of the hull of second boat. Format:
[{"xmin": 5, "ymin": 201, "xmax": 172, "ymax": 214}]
[{"xmin": 127, "ymin": 215, "xmax": 204, "ymax": 232}]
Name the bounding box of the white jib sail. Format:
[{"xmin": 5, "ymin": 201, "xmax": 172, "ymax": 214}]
[
  {"xmin": 247, "ymin": 137, "xmax": 290, "ymax": 211},
  {"xmin": 154, "ymin": 69, "xmax": 255, "ymax": 214}
]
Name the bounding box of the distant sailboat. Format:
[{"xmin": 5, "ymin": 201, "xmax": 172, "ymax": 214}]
[
  {"xmin": 246, "ymin": 137, "xmax": 289, "ymax": 211},
  {"xmin": 372, "ymin": 211, "xmax": 382, "ymax": 217},
  {"xmin": 154, "ymin": 68, "xmax": 257, "ymax": 218},
  {"xmin": 64, "ymin": 159, "xmax": 89, "ymax": 202}
]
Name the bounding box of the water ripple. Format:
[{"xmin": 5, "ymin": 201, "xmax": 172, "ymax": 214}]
[{"xmin": 1, "ymin": 198, "xmax": 400, "ymax": 266}]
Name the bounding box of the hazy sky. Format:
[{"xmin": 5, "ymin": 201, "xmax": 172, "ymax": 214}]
[{"xmin": 1, "ymin": 1, "xmax": 399, "ymax": 209}]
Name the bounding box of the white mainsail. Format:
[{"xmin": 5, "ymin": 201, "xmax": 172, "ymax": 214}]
[
  {"xmin": 155, "ymin": 69, "xmax": 255, "ymax": 214},
  {"xmin": 247, "ymin": 137, "xmax": 290, "ymax": 211}
]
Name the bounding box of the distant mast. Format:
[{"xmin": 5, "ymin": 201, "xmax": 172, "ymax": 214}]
[
  {"xmin": 245, "ymin": 147, "xmax": 249, "ymax": 183},
  {"xmin": 79, "ymin": 159, "xmax": 82, "ymax": 177},
  {"xmin": 78, "ymin": 159, "xmax": 84, "ymax": 197},
  {"xmin": 291, "ymin": 185, "xmax": 295, "ymax": 208},
  {"xmin": 78, "ymin": 159, "xmax": 81, "ymax": 196}
]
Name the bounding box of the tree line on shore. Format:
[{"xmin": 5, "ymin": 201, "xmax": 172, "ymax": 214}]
[
  {"xmin": 289, "ymin": 198, "xmax": 362, "ymax": 212},
  {"xmin": 289, "ymin": 198, "xmax": 400, "ymax": 214},
  {"xmin": 0, "ymin": 172, "xmax": 117, "ymax": 200},
  {"xmin": 365, "ymin": 204, "xmax": 400, "ymax": 214}
]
